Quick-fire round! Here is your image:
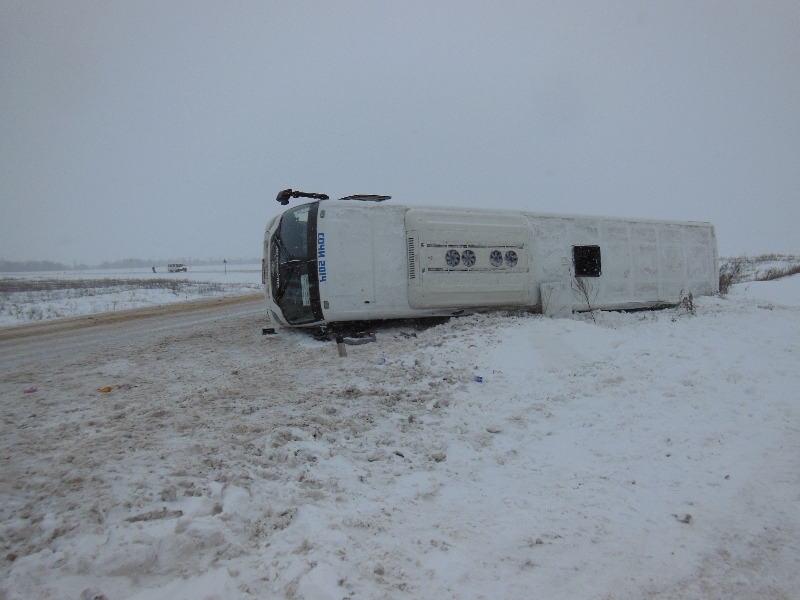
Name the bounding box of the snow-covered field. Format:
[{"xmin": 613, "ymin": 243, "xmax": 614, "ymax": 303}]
[
  {"xmin": 1, "ymin": 270, "xmax": 799, "ymax": 599},
  {"xmin": 0, "ymin": 264, "xmax": 262, "ymax": 327}
]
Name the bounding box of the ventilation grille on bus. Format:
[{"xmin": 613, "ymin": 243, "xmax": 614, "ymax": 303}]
[{"xmin": 407, "ymin": 237, "xmax": 416, "ymax": 279}]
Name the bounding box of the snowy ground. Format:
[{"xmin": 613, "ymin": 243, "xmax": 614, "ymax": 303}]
[
  {"xmin": 0, "ymin": 264, "xmax": 262, "ymax": 327},
  {"xmin": 1, "ymin": 273, "xmax": 799, "ymax": 599}
]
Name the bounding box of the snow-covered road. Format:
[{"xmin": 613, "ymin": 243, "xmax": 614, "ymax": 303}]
[{"xmin": 1, "ymin": 280, "xmax": 799, "ymax": 599}]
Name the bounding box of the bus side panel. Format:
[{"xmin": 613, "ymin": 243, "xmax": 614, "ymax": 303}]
[
  {"xmin": 529, "ymin": 215, "xmax": 718, "ymax": 312},
  {"xmin": 317, "ymin": 203, "xmax": 416, "ymax": 322},
  {"xmin": 683, "ymin": 223, "xmax": 719, "ymax": 296},
  {"xmin": 406, "ymin": 208, "xmax": 534, "ymax": 310}
]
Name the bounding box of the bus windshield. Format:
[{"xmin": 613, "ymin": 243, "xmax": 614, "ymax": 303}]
[{"xmin": 270, "ymin": 203, "xmax": 323, "ymax": 325}]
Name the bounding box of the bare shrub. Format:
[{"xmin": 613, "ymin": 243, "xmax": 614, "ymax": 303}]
[
  {"xmin": 679, "ymin": 291, "xmax": 695, "ymax": 315},
  {"xmin": 718, "ymin": 254, "xmax": 800, "ymax": 294},
  {"xmin": 572, "ymin": 277, "xmax": 598, "ymax": 321},
  {"xmin": 718, "ymin": 258, "xmax": 743, "ymax": 296},
  {"xmin": 757, "ymin": 264, "xmax": 800, "ymax": 282},
  {"xmin": 24, "ymin": 305, "xmax": 44, "ymax": 321}
]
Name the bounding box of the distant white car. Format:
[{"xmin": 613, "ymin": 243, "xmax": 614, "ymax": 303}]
[{"xmin": 167, "ymin": 263, "xmax": 188, "ymax": 273}]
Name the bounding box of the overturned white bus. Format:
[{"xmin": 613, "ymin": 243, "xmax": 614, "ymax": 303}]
[{"xmin": 262, "ymin": 189, "xmax": 718, "ymax": 329}]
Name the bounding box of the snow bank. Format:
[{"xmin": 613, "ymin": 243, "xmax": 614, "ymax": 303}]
[{"xmin": 0, "ymin": 264, "xmax": 262, "ymax": 327}]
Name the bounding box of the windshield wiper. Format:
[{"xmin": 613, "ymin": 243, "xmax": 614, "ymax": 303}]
[
  {"xmin": 275, "ymin": 258, "xmax": 315, "ymax": 302},
  {"xmin": 272, "ymin": 226, "xmax": 306, "ymax": 301},
  {"xmin": 273, "ymin": 231, "xmax": 293, "ymax": 262},
  {"xmin": 274, "ymin": 263, "xmax": 295, "ymax": 301}
]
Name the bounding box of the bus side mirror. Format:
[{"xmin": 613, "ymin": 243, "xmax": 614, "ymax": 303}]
[{"xmin": 276, "ymin": 189, "xmax": 292, "ymax": 205}]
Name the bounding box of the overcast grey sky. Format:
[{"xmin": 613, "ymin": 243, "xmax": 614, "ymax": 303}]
[{"xmin": 1, "ymin": 1, "xmax": 798, "ymax": 263}]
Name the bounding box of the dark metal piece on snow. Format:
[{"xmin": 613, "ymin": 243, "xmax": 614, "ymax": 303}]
[
  {"xmin": 313, "ymin": 327, "xmax": 332, "ymax": 341},
  {"xmin": 340, "ymin": 333, "xmax": 377, "ymax": 346}
]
